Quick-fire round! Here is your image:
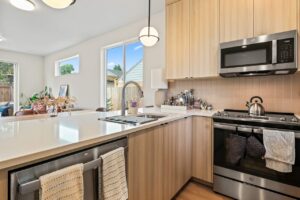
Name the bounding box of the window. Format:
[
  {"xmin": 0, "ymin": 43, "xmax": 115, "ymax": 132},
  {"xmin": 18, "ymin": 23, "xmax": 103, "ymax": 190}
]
[
  {"xmin": 55, "ymin": 55, "xmax": 80, "ymax": 76},
  {"xmin": 0, "ymin": 61, "xmax": 15, "ymax": 115},
  {"xmin": 105, "ymin": 40, "xmax": 144, "ymax": 111}
]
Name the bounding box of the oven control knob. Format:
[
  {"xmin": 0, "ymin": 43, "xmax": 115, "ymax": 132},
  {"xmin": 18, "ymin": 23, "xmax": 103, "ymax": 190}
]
[
  {"xmin": 215, "ymin": 111, "xmax": 221, "ymax": 116},
  {"xmin": 280, "ymin": 117, "xmax": 286, "ymax": 121},
  {"xmin": 291, "ymin": 117, "xmax": 298, "ymax": 122}
]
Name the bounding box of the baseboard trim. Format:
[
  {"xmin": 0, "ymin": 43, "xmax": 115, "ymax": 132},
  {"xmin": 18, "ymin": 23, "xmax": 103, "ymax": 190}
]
[{"xmin": 191, "ymin": 177, "xmax": 213, "ymax": 187}]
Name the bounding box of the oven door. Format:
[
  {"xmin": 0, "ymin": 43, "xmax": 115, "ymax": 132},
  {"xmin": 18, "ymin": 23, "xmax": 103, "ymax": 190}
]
[{"xmin": 213, "ymin": 122, "xmax": 300, "ymax": 198}]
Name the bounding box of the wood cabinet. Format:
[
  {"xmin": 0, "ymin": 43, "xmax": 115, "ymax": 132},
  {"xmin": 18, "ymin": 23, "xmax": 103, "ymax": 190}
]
[
  {"xmin": 166, "ymin": 0, "xmax": 180, "ymax": 5},
  {"xmin": 163, "ymin": 117, "xmax": 192, "ymax": 199},
  {"xmin": 190, "ymin": 0, "xmax": 219, "ymax": 77},
  {"xmin": 166, "ymin": 0, "xmax": 190, "ymax": 79},
  {"xmin": 0, "ymin": 170, "xmax": 8, "ymax": 200},
  {"xmin": 128, "ymin": 118, "xmax": 192, "ymax": 200},
  {"xmin": 220, "ymin": 0, "xmax": 254, "ymax": 42},
  {"xmin": 254, "ymin": 0, "xmax": 297, "ymax": 36},
  {"xmin": 220, "ymin": 0, "xmax": 297, "ymax": 41},
  {"xmin": 128, "ymin": 126, "xmax": 164, "ymax": 200},
  {"xmin": 166, "ymin": 0, "xmax": 219, "ymax": 79},
  {"xmin": 192, "ymin": 117, "xmax": 213, "ymax": 183}
]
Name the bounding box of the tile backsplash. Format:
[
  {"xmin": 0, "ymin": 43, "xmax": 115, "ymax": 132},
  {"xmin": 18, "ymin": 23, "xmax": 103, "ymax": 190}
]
[{"xmin": 168, "ymin": 73, "xmax": 300, "ymax": 113}]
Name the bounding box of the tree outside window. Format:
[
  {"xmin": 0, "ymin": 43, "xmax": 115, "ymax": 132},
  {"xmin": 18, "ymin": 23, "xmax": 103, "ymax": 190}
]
[{"xmin": 55, "ymin": 55, "xmax": 80, "ymax": 76}]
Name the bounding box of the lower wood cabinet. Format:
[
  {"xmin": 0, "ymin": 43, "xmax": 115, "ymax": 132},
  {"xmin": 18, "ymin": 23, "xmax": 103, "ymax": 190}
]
[
  {"xmin": 192, "ymin": 116, "xmax": 213, "ymax": 183},
  {"xmin": 128, "ymin": 125, "xmax": 164, "ymax": 200},
  {"xmin": 128, "ymin": 118, "xmax": 192, "ymax": 200},
  {"xmin": 163, "ymin": 117, "xmax": 192, "ymax": 199},
  {"xmin": 0, "ymin": 170, "xmax": 8, "ymax": 200}
]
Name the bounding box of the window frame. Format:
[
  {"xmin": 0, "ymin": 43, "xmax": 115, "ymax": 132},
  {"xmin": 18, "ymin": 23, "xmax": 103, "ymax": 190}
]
[
  {"xmin": 102, "ymin": 38, "xmax": 144, "ymax": 109},
  {"xmin": 55, "ymin": 54, "xmax": 80, "ymax": 77}
]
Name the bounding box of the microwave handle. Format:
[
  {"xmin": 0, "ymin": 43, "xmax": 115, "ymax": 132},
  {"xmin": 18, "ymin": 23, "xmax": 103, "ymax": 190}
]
[{"xmin": 272, "ymin": 40, "xmax": 277, "ymax": 64}]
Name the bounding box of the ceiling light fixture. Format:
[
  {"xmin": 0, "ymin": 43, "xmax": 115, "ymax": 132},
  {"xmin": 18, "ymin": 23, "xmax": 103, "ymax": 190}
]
[
  {"xmin": 139, "ymin": 0, "xmax": 159, "ymax": 47},
  {"xmin": 42, "ymin": 0, "xmax": 76, "ymax": 9},
  {"xmin": 10, "ymin": 0, "xmax": 35, "ymax": 11}
]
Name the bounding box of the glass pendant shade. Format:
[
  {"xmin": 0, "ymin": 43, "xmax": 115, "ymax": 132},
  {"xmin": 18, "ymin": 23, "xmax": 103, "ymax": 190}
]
[
  {"xmin": 42, "ymin": 0, "xmax": 76, "ymax": 9},
  {"xmin": 139, "ymin": 0, "xmax": 159, "ymax": 47},
  {"xmin": 139, "ymin": 26, "xmax": 159, "ymax": 47},
  {"xmin": 10, "ymin": 0, "xmax": 35, "ymax": 11}
]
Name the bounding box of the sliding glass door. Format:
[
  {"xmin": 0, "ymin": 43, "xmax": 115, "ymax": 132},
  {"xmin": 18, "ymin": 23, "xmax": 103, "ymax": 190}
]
[{"xmin": 104, "ymin": 40, "xmax": 144, "ymax": 111}]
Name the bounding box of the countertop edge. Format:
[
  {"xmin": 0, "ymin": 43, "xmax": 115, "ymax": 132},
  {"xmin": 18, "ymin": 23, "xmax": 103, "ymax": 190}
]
[{"xmin": 0, "ymin": 112, "xmax": 208, "ymax": 170}]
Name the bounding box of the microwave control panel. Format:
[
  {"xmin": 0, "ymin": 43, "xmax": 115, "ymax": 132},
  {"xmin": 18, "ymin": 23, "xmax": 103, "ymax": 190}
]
[{"xmin": 277, "ymin": 38, "xmax": 295, "ymax": 63}]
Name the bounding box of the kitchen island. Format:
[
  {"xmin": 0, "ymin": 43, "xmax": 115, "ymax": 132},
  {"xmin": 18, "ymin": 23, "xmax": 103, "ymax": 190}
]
[{"xmin": 0, "ymin": 108, "xmax": 217, "ymax": 199}]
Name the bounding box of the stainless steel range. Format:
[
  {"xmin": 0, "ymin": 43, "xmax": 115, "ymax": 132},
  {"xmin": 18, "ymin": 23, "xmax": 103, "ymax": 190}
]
[{"xmin": 213, "ymin": 109, "xmax": 300, "ymax": 200}]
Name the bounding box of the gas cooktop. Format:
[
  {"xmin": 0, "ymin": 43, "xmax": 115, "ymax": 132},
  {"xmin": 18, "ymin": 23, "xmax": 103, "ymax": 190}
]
[{"xmin": 213, "ymin": 109, "xmax": 299, "ymax": 125}]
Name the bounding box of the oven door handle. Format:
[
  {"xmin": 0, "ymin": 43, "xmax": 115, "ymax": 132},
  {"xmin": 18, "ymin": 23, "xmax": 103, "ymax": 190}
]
[
  {"xmin": 18, "ymin": 158, "xmax": 102, "ymax": 195},
  {"xmin": 272, "ymin": 40, "xmax": 277, "ymax": 64},
  {"xmin": 214, "ymin": 123, "xmax": 300, "ymax": 138},
  {"xmin": 214, "ymin": 123, "xmax": 236, "ymax": 131}
]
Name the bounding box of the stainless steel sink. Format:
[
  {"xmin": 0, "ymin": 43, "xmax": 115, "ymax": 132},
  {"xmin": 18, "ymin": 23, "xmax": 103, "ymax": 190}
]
[
  {"xmin": 99, "ymin": 114, "xmax": 167, "ymax": 126},
  {"xmin": 136, "ymin": 114, "xmax": 167, "ymax": 119}
]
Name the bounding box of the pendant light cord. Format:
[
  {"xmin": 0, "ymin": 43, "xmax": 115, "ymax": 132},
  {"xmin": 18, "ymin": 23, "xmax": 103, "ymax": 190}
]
[{"xmin": 148, "ymin": 0, "xmax": 151, "ymax": 36}]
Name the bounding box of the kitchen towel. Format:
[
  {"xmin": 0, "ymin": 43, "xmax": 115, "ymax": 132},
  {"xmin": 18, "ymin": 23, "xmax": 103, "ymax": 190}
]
[
  {"xmin": 263, "ymin": 129, "xmax": 295, "ymax": 173},
  {"xmin": 225, "ymin": 134, "xmax": 247, "ymax": 165},
  {"xmin": 39, "ymin": 163, "xmax": 84, "ymax": 200},
  {"xmin": 100, "ymin": 147, "xmax": 128, "ymax": 200}
]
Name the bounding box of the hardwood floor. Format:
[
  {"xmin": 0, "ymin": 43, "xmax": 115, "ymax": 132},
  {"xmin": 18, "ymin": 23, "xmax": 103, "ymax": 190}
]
[{"xmin": 175, "ymin": 182, "xmax": 232, "ymax": 200}]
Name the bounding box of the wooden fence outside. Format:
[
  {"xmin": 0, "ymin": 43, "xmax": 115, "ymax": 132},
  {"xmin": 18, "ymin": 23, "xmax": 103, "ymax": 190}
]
[
  {"xmin": 0, "ymin": 85, "xmax": 13, "ymax": 103},
  {"xmin": 107, "ymin": 86, "xmax": 143, "ymax": 111}
]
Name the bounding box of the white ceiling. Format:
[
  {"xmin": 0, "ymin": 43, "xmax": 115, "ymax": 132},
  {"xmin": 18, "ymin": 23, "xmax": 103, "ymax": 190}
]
[{"xmin": 0, "ymin": 0, "xmax": 164, "ymax": 56}]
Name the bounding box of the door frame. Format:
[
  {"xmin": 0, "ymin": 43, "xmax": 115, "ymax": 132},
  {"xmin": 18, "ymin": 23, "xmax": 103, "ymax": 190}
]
[{"xmin": 0, "ymin": 60, "xmax": 19, "ymax": 114}]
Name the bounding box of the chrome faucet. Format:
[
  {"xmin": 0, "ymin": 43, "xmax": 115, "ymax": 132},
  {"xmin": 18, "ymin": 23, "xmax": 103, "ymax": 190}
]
[{"xmin": 121, "ymin": 81, "xmax": 144, "ymax": 116}]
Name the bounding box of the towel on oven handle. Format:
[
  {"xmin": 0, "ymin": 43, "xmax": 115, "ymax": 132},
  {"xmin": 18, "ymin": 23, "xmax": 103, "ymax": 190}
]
[
  {"xmin": 225, "ymin": 134, "xmax": 247, "ymax": 165},
  {"xmin": 246, "ymin": 135, "xmax": 266, "ymax": 159},
  {"xmin": 263, "ymin": 129, "xmax": 295, "ymax": 173}
]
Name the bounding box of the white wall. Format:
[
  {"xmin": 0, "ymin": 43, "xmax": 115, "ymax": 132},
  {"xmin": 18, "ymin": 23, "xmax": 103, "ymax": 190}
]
[
  {"xmin": 0, "ymin": 49, "xmax": 44, "ymax": 104},
  {"xmin": 44, "ymin": 11, "xmax": 165, "ymax": 110}
]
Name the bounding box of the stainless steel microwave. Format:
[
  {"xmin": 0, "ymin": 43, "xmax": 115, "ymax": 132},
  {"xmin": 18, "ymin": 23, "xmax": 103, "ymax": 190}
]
[{"xmin": 219, "ymin": 30, "xmax": 297, "ymax": 77}]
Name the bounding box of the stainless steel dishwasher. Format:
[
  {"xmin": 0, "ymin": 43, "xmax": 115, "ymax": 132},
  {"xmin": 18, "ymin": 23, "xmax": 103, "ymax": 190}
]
[{"xmin": 9, "ymin": 137, "xmax": 128, "ymax": 200}]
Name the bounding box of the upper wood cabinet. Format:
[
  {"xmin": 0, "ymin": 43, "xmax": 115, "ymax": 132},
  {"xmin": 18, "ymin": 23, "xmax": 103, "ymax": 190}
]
[
  {"xmin": 166, "ymin": 0, "xmax": 190, "ymax": 79},
  {"xmin": 220, "ymin": 0, "xmax": 254, "ymax": 43},
  {"xmin": 190, "ymin": 0, "xmax": 219, "ymax": 77},
  {"xmin": 254, "ymin": 0, "xmax": 297, "ymax": 36},
  {"xmin": 166, "ymin": 0, "xmax": 180, "ymax": 5},
  {"xmin": 166, "ymin": 0, "xmax": 299, "ymax": 78},
  {"xmin": 192, "ymin": 117, "xmax": 213, "ymax": 183}
]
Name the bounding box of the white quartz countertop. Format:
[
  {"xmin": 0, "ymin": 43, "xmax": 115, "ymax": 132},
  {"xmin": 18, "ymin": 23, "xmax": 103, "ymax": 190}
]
[{"xmin": 0, "ymin": 108, "xmax": 218, "ymax": 170}]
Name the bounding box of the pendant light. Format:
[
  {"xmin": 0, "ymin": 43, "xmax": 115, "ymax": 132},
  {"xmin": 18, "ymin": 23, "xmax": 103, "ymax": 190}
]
[
  {"xmin": 42, "ymin": 0, "xmax": 76, "ymax": 9},
  {"xmin": 139, "ymin": 0, "xmax": 159, "ymax": 47},
  {"xmin": 10, "ymin": 0, "xmax": 35, "ymax": 11}
]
